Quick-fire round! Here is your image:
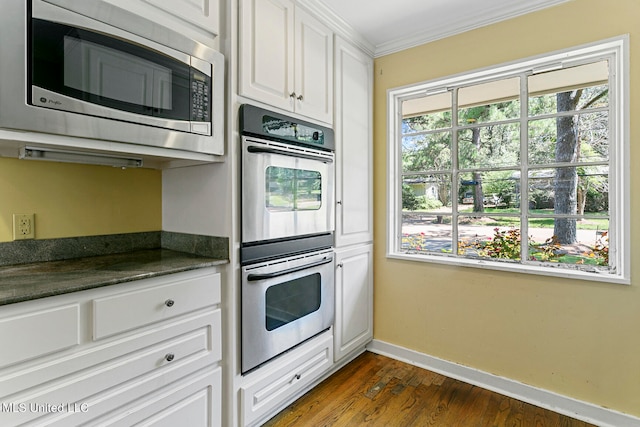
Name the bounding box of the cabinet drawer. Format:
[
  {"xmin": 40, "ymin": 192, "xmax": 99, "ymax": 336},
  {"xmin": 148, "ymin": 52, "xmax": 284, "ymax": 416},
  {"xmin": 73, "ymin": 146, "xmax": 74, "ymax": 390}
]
[
  {"xmin": 93, "ymin": 271, "xmax": 220, "ymax": 339},
  {"xmin": 0, "ymin": 304, "xmax": 79, "ymax": 368},
  {"xmin": 86, "ymin": 366, "xmax": 221, "ymax": 427},
  {"xmin": 241, "ymin": 332, "xmax": 333, "ymax": 426},
  {"xmin": 2, "ymin": 309, "xmax": 220, "ymax": 426}
]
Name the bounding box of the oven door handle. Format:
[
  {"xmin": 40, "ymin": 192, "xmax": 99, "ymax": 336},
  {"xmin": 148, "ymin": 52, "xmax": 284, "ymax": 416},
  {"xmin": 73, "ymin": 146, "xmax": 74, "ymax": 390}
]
[
  {"xmin": 247, "ymin": 258, "xmax": 333, "ymax": 281},
  {"xmin": 247, "ymin": 146, "xmax": 334, "ymax": 163}
]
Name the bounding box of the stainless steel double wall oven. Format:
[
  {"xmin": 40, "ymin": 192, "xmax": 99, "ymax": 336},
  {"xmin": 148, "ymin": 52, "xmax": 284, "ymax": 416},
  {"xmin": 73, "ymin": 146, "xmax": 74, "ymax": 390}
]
[{"xmin": 240, "ymin": 104, "xmax": 335, "ymax": 374}]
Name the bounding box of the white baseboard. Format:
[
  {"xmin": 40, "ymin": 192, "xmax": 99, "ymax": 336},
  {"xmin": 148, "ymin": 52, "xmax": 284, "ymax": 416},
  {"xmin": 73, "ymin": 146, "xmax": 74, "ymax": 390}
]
[{"xmin": 367, "ymin": 340, "xmax": 640, "ymax": 427}]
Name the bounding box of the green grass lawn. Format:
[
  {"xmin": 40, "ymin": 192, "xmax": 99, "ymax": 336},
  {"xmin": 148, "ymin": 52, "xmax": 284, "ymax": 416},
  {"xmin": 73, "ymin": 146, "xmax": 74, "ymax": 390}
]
[{"xmin": 405, "ymin": 207, "xmax": 609, "ymax": 230}]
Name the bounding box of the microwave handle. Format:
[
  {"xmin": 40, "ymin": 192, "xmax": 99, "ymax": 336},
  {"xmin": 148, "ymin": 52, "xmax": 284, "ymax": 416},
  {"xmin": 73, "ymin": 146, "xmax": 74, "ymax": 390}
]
[
  {"xmin": 247, "ymin": 258, "xmax": 333, "ymax": 281},
  {"xmin": 247, "ymin": 146, "xmax": 334, "ymax": 163}
]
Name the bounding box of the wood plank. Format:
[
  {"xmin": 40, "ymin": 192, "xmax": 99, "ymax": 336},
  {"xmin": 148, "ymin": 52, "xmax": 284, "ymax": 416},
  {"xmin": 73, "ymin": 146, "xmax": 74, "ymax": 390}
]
[{"xmin": 262, "ymin": 352, "xmax": 595, "ymax": 427}]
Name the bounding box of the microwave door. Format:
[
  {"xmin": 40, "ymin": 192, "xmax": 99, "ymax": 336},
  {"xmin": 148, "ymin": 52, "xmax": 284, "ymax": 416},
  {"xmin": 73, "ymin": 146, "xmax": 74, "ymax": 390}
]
[{"xmin": 30, "ymin": 18, "xmax": 196, "ymax": 133}]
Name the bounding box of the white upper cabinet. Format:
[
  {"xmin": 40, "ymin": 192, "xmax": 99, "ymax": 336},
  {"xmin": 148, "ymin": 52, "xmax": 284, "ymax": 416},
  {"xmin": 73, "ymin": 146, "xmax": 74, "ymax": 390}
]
[
  {"xmin": 141, "ymin": 0, "xmax": 219, "ymax": 39},
  {"xmin": 239, "ymin": 0, "xmax": 294, "ymax": 113},
  {"xmin": 45, "ymin": 0, "xmax": 219, "ymax": 44},
  {"xmin": 239, "ymin": 0, "xmax": 334, "ymax": 124},
  {"xmin": 334, "ymin": 36, "xmax": 374, "ymax": 247},
  {"xmin": 293, "ymin": 7, "xmax": 334, "ymax": 123}
]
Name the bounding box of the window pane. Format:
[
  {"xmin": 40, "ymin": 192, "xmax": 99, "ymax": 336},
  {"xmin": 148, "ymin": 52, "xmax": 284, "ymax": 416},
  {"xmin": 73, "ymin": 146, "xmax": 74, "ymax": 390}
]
[
  {"xmin": 403, "ymin": 174, "xmax": 451, "ymax": 213},
  {"xmin": 528, "ymin": 61, "xmax": 609, "ymax": 117},
  {"xmin": 528, "ymin": 166, "xmax": 609, "ymax": 214},
  {"xmin": 528, "ymin": 112, "xmax": 609, "ymax": 165},
  {"xmin": 458, "ymin": 77, "xmax": 520, "ymax": 125},
  {"xmin": 459, "ymin": 171, "xmax": 520, "ymax": 213},
  {"xmin": 403, "ymin": 91, "xmax": 452, "ymax": 131},
  {"xmin": 402, "ymin": 131, "xmax": 452, "ymax": 171},
  {"xmin": 402, "ymin": 214, "xmax": 452, "ymax": 254},
  {"xmin": 458, "ymin": 123, "xmax": 520, "ymax": 169},
  {"xmin": 458, "ymin": 218, "xmax": 521, "ymax": 261},
  {"xmin": 527, "ymin": 220, "xmax": 609, "ymax": 269}
]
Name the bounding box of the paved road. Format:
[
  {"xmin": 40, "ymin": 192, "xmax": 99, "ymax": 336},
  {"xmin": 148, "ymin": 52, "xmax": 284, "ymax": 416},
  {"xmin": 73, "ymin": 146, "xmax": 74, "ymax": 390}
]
[{"xmin": 402, "ymin": 222, "xmax": 604, "ymax": 253}]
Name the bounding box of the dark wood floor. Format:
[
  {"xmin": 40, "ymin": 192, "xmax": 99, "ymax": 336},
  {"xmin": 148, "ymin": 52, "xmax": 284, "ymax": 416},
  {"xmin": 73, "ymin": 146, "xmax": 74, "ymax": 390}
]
[{"xmin": 262, "ymin": 351, "xmax": 595, "ymax": 427}]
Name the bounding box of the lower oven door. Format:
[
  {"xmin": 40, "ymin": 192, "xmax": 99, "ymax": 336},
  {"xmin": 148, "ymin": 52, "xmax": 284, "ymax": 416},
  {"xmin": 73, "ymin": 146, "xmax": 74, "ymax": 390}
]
[
  {"xmin": 241, "ymin": 249, "xmax": 334, "ymax": 374},
  {"xmin": 242, "ymin": 136, "xmax": 335, "ymax": 244}
]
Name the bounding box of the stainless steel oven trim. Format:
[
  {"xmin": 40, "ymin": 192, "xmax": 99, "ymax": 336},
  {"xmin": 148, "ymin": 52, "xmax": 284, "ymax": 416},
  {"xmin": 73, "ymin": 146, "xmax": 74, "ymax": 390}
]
[
  {"xmin": 241, "ymin": 249, "xmax": 334, "ymax": 374},
  {"xmin": 247, "ymin": 257, "xmax": 333, "ymax": 281},
  {"xmin": 246, "ymin": 145, "xmax": 334, "ymax": 163},
  {"xmin": 240, "ymin": 232, "xmax": 334, "ymax": 265}
]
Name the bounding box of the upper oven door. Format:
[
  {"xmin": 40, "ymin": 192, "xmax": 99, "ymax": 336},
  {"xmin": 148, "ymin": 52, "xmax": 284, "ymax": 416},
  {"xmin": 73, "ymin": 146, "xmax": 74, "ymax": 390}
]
[{"xmin": 242, "ymin": 136, "xmax": 335, "ymax": 244}]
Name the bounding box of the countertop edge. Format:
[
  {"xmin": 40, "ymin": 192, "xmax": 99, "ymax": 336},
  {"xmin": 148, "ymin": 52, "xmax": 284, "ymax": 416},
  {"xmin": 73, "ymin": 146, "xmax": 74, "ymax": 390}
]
[{"xmin": 0, "ymin": 248, "xmax": 229, "ymax": 307}]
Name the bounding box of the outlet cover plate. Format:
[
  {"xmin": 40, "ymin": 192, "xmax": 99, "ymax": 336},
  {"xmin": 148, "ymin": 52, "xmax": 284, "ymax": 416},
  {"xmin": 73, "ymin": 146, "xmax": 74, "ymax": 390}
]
[{"xmin": 13, "ymin": 213, "xmax": 35, "ymax": 240}]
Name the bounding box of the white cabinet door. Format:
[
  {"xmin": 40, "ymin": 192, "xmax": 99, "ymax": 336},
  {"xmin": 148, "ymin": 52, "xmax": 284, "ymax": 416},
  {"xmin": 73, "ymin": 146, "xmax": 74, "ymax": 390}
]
[
  {"xmin": 334, "ymin": 244, "xmax": 373, "ymax": 362},
  {"xmin": 294, "ymin": 7, "xmax": 333, "ymax": 124},
  {"xmin": 144, "ymin": 0, "xmax": 219, "ymax": 38},
  {"xmin": 334, "ymin": 37, "xmax": 373, "ymax": 247},
  {"xmin": 239, "ymin": 0, "xmax": 333, "ymax": 124},
  {"xmin": 239, "ymin": 0, "xmax": 295, "ymax": 112}
]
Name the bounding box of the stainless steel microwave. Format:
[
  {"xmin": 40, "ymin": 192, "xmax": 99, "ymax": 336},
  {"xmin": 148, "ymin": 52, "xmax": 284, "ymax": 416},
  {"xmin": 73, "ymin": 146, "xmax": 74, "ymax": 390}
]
[{"xmin": 0, "ymin": 0, "xmax": 224, "ymax": 155}]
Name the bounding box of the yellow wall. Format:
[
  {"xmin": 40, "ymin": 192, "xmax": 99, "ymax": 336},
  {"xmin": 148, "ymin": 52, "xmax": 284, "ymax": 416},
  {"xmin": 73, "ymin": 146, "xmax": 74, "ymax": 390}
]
[
  {"xmin": 0, "ymin": 157, "xmax": 161, "ymax": 242},
  {"xmin": 373, "ymin": 0, "xmax": 640, "ymax": 417}
]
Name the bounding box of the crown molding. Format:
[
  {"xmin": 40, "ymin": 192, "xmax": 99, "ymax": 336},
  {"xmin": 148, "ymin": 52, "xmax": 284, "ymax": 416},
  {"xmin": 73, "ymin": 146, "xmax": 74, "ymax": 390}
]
[
  {"xmin": 297, "ymin": 0, "xmax": 571, "ymax": 57},
  {"xmin": 374, "ymin": 0, "xmax": 572, "ymax": 57},
  {"xmin": 296, "ymin": 0, "xmax": 376, "ymax": 57}
]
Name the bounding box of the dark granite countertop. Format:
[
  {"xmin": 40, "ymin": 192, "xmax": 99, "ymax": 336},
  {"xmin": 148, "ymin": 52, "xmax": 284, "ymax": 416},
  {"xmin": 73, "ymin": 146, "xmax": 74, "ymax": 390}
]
[
  {"xmin": 0, "ymin": 231, "xmax": 228, "ymax": 306},
  {"xmin": 0, "ymin": 248, "xmax": 227, "ymax": 306}
]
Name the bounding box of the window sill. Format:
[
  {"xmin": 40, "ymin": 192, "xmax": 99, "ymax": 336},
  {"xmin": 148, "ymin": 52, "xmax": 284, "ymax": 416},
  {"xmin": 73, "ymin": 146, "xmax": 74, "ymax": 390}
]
[{"xmin": 386, "ymin": 252, "xmax": 630, "ymax": 285}]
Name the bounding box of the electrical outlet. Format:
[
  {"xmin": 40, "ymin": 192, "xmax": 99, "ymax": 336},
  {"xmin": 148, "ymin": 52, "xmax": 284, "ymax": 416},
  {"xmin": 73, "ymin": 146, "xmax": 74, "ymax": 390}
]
[{"xmin": 13, "ymin": 214, "xmax": 35, "ymax": 240}]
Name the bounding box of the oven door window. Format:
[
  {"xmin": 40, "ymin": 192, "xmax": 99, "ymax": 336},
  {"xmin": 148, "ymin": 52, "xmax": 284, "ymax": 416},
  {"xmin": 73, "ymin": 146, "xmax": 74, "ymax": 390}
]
[
  {"xmin": 265, "ymin": 166, "xmax": 322, "ymax": 211},
  {"xmin": 265, "ymin": 273, "xmax": 321, "ymax": 331}
]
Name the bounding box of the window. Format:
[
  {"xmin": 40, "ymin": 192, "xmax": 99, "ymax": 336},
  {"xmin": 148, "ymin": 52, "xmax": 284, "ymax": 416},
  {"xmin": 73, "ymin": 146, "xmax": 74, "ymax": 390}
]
[{"xmin": 387, "ymin": 37, "xmax": 629, "ymax": 284}]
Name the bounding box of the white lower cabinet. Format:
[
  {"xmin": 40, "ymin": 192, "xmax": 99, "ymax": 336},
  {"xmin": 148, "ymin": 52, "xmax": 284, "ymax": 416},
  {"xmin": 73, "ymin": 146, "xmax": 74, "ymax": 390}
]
[
  {"xmin": 239, "ymin": 331, "xmax": 333, "ymax": 427},
  {"xmin": 0, "ymin": 268, "xmax": 222, "ymax": 427},
  {"xmin": 334, "ymin": 244, "xmax": 373, "ymax": 362}
]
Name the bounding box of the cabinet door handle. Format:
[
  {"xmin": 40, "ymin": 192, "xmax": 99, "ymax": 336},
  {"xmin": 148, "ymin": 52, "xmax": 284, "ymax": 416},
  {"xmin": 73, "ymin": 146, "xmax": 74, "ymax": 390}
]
[
  {"xmin": 337, "ymin": 263, "xmax": 344, "ymax": 268},
  {"xmin": 165, "ymin": 299, "xmax": 175, "ymax": 307},
  {"xmin": 289, "ymin": 373, "xmax": 301, "ymax": 383},
  {"xmin": 296, "ymin": 94, "xmax": 304, "ymax": 101},
  {"xmin": 336, "ymin": 200, "xmax": 343, "ymax": 205},
  {"xmin": 289, "ymin": 92, "xmax": 296, "ymax": 99},
  {"xmin": 165, "ymin": 353, "xmax": 175, "ymax": 362}
]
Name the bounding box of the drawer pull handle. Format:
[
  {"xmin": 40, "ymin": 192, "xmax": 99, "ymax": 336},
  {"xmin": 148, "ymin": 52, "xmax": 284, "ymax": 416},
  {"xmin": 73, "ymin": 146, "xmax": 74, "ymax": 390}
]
[
  {"xmin": 165, "ymin": 353, "xmax": 175, "ymax": 362},
  {"xmin": 165, "ymin": 299, "xmax": 175, "ymax": 307},
  {"xmin": 290, "ymin": 373, "xmax": 301, "ymax": 383}
]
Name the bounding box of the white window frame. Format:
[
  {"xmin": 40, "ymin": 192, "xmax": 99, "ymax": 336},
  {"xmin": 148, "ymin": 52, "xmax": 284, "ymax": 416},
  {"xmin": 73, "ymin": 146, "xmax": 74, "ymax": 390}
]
[{"xmin": 386, "ymin": 36, "xmax": 630, "ymax": 284}]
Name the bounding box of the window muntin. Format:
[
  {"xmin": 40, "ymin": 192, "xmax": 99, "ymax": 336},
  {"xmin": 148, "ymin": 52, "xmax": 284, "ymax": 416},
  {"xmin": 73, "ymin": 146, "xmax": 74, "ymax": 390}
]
[{"xmin": 388, "ymin": 39, "xmax": 628, "ymax": 283}]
